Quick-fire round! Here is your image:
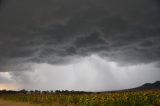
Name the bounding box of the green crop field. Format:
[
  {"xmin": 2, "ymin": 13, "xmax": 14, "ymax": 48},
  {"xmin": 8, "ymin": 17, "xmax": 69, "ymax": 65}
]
[{"xmin": 0, "ymin": 90, "xmax": 160, "ymax": 106}]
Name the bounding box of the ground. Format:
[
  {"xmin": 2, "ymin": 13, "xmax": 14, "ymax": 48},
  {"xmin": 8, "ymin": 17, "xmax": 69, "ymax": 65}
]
[
  {"xmin": 0, "ymin": 99, "xmax": 38, "ymax": 106},
  {"xmin": 0, "ymin": 99, "xmax": 75, "ymax": 106}
]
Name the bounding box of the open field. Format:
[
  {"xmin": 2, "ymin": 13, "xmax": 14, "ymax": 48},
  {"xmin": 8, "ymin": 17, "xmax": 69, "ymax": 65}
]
[
  {"xmin": 0, "ymin": 99, "xmax": 65, "ymax": 106},
  {"xmin": 0, "ymin": 90, "xmax": 160, "ymax": 106},
  {"xmin": 0, "ymin": 99, "xmax": 41, "ymax": 106},
  {"xmin": 0, "ymin": 99, "xmax": 74, "ymax": 106}
]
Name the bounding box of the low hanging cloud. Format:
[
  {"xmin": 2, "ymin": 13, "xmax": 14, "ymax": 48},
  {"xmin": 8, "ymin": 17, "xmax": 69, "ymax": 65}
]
[
  {"xmin": 0, "ymin": 0, "xmax": 160, "ymax": 72},
  {"xmin": 1, "ymin": 55, "xmax": 160, "ymax": 91}
]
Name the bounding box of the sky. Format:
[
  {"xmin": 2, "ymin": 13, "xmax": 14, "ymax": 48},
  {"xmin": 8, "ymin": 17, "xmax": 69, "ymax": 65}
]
[{"xmin": 0, "ymin": 0, "xmax": 160, "ymax": 91}]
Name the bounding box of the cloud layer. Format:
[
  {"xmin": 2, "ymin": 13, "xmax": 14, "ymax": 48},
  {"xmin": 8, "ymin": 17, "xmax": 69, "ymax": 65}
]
[
  {"xmin": 1, "ymin": 55, "xmax": 160, "ymax": 91},
  {"xmin": 0, "ymin": 0, "xmax": 160, "ymax": 72}
]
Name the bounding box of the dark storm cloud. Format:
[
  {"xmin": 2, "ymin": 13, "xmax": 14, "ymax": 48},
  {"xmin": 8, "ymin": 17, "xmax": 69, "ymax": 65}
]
[
  {"xmin": 0, "ymin": 0, "xmax": 160, "ymax": 71},
  {"xmin": 0, "ymin": 0, "xmax": 2, "ymax": 7}
]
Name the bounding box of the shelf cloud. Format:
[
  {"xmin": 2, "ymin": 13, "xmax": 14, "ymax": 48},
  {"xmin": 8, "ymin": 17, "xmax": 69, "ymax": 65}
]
[{"xmin": 0, "ymin": 0, "xmax": 160, "ymax": 72}]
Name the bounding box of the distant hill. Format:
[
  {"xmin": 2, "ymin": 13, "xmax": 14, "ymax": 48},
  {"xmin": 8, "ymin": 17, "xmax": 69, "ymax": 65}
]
[
  {"xmin": 101, "ymin": 81, "xmax": 160, "ymax": 93},
  {"xmin": 130, "ymin": 81, "xmax": 160, "ymax": 91},
  {"xmin": 137, "ymin": 81, "xmax": 160, "ymax": 89}
]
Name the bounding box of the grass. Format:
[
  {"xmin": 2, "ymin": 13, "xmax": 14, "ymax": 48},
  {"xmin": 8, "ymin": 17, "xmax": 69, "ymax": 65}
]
[
  {"xmin": 0, "ymin": 99, "xmax": 41, "ymax": 106},
  {"xmin": 0, "ymin": 90, "xmax": 160, "ymax": 106},
  {"xmin": 0, "ymin": 99, "xmax": 68, "ymax": 106}
]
